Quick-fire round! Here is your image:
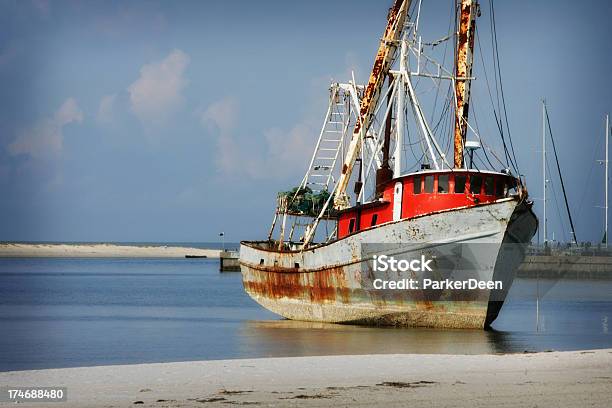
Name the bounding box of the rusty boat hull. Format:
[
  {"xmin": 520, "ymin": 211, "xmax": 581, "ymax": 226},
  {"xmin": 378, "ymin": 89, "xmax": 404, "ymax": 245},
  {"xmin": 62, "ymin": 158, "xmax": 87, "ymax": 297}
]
[{"xmin": 240, "ymin": 197, "xmax": 537, "ymax": 329}]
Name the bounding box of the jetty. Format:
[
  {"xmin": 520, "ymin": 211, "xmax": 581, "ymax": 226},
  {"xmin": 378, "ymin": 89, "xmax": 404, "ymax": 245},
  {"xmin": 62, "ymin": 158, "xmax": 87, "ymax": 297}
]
[{"xmin": 220, "ymin": 250, "xmax": 240, "ymax": 272}]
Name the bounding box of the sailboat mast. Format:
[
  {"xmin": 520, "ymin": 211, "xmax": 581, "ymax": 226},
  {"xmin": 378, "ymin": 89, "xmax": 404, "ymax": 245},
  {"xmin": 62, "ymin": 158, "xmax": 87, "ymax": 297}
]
[
  {"xmin": 542, "ymin": 100, "xmax": 547, "ymax": 245},
  {"xmin": 606, "ymin": 114, "xmax": 609, "ymax": 247},
  {"xmin": 453, "ymin": 0, "xmax": 478, "ymax": 168}
]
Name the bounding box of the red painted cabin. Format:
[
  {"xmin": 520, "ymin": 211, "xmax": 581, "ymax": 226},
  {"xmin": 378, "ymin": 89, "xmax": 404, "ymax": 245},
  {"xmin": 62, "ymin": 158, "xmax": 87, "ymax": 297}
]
[{"xmin": 337, "ymin": 170, "xmax": 516, "ymax": 239}]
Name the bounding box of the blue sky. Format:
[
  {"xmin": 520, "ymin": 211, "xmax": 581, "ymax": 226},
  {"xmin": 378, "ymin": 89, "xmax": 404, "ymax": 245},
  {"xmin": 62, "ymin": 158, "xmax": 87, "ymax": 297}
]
[{"xmin": 0, "ymin": 0, "xmax": 611, "ymax": 244}]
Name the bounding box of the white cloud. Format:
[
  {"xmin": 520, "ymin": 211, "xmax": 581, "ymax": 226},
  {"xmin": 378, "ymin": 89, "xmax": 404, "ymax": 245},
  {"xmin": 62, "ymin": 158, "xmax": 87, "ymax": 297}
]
[
  {"xmin": 200, "ymin": 96, "xmax": 314, "ymax": 180},
  {"xmin": 199, "ymin": 97, "xmax": 240, "ymax": 174},
  {"xmin": 200, "ymin": 96, "xmax": 237, "ymax": 135},
  {"xmin": 96, "ymin": 94, "xmax": 116, "ymax": 124},
  {"xmin": 199, "ymin": 53, "xmax": 368, "ymax": 181},
  {"xmin": 55, "ymin": 98, "xmax": 83, "ymax": 126},
  {"xmin": 8, "ymin": 98, "xmax": 83, "ymax": 158},
  {"xmin": 128, "ymin": 49, "xmax": 190, "ymax": 125}
]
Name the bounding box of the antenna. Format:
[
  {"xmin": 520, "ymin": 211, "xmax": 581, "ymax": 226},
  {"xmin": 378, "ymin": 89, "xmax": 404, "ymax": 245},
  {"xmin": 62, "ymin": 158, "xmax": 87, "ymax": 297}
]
[{"xmin": 465, "ymin": 140, "xmax": 481, "ymax": 169}]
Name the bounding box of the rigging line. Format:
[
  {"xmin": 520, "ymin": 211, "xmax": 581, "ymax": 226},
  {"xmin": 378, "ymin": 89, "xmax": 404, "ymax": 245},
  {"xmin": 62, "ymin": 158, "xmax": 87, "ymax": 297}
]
[
  {"xmin": 471, "ymin": 157, "xmax": 481, "ymax": 171},
  {"xmin": 545, "ymin": 107, "xmax": 578, "ymax": 243},
  {"xmin": 405, "ymin": 76, "xmax": 446, "ymax": 168},
  {"xmin": 408, "ymin": 94, "xmax": 430, "ymax": 164},
  {"xmin": 428, "ymin": 81, "xmax": 453, "ymax": 156},
  {"xmin": 471, "ymin": 107, "xmax": 496, "ymax": 169},
  {"xmin": 576, "ymin": 130, "xmax": 602, "ymax": 219},
  {"xmin": 546, "ymin": 155, "xmax": 569, "ymax": 243},
  {"xmin": 432, "ymin": 99, "xmax": 452, "ymax": 140},
  {"xmin": 429, "ymin": 0, "xmax": 455, "ymax": 124},
  {"xmin": 405, "ymin": 128, "xmax": 426, "ymax": 172},
  {"xmin": 445, "ymin": 82, "xmax": 454, "ymax": 157},
  {"xmin": 401, "ymin": 94, "xmax": 421, "ymax": 166},
  {"xmin": 431, "ymin": 83, "xmax": 453, "ymax": 132},
  {"xmin": 437, "ymin": 92, "xmax": 453, "ymax": 161},
  {"xmin": 442, "ymin": 97, "xmax": 454, "ymax": 157},
  {"xmin": 405, "ymin": 137, "xmax": 427, "ymax": 147},
  {"xmin": 490, "ymin": 0, "xmax": 520, "ymax": 175},
  {"xmin": 474, "ymin": 152, "xmax": 494, "ymax": 173},
  {"xmin": 408, "ymin": 133, "xmax": 426, "ymax": 164},
  {"xmin": 485, "ymin": 0, "xmax": 511, "ymax": 169},
  {"xmin": 492, "ymin": 107, "xmax": 513, "ymax": 168},
  {"xmin": 464, "ymin": 111, "xmax": 507, "ymax": 169},
  {"xmin": 476, "ymin": 29, "xmax": 509, "ymax": 168},
  {"xmin": 406, "ymin": 111, "xmax": 427, "ymax": 164},
  {"xmin": 403, "ymin": 92, "xmax": 437, "ymax": 170},
  {"xmin": 480, "ymin": 139, "xmax": 508, "ymax": 168},
  {"xmin": 488, "ymin": 0, "xmax": 502, "ymax": 123},
  {"xmin": 476, "ymin": 32, "xmax": 498, "ymax": 126}
]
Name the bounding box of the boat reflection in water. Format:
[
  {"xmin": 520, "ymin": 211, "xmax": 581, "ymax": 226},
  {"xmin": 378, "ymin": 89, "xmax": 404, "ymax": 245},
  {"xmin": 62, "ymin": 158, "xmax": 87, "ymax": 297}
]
[
  {"xmin": 238, "ymin": 278, "xmax": 612, "ymax": 356},
  {"xmin": 238, "ymin": 319, "xmax": 520, "ymax": 356}
]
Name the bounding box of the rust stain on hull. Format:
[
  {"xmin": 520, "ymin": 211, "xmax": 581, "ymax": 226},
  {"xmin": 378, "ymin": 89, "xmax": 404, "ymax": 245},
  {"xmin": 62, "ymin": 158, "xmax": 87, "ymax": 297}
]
[{"xmin": 243, "ymin": 266, "xmax": 351, "ymax": 304}]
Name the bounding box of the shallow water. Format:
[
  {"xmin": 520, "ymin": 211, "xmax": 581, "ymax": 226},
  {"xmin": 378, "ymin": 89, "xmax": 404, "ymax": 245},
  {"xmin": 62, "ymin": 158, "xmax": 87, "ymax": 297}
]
[{"xmin": 0, "ymin": 257, "xmax": 610, "ymax": 371}]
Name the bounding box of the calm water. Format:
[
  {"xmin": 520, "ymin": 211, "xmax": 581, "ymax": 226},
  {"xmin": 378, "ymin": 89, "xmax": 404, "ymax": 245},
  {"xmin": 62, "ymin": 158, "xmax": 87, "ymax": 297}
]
[{"xmin": 0, "ymin": 258, "xmax": 610, "ymax": 372}]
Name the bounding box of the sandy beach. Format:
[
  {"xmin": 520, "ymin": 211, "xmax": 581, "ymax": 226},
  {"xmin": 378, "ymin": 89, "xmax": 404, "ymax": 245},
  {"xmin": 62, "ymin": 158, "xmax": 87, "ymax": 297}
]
[
  {"xmin": 1, "ymin": 349, "xmax": 610, "ymax": 407},
  {"xmin": 0, "ymin": 243, "xmax": 220, "ymax": 258}
]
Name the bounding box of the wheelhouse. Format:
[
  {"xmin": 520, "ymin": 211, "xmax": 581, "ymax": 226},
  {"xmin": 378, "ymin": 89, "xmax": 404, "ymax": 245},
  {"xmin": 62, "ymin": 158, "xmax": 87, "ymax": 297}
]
[{"xmin": 337, "ymin": 170, "xmax": 517, "ymax": 239}]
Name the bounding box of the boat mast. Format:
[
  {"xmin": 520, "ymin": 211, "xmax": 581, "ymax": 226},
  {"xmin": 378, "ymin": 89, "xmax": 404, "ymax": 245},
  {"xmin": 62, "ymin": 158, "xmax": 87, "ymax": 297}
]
[
  {"xmin": 394, "ymin": 37, "xmax": 407, "ymax": 177},
  {"xmin": 453, "ymin": 0, "xmax": 478, "ymax": 168},
  {"xmin": 542, "ymin": 100, "xmax": 547, "ymax": 245},
  {"xmin": 333, "ymin": 0, "xmax": 411, "ymax": 210},
  {"xmin": 606, "ymin": 113, "xmax": 609, "ymax": 247}
]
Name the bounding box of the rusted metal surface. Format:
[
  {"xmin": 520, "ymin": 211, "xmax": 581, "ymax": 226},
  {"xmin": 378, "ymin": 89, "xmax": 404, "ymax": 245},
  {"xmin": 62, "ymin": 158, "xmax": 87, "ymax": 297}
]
[
  {"xmin": 243, "ymin": 266, "xmax": 351, "ymax": 304},
  {"xmin": 241, "ymin": 198, "xmax": 537, "ymax": 329},
  {"xmin": 334, "ymin": 0, "xmax": 412, "ymax": 209},
  {"xmin": 453, "ymin": 0, "xmax": 479, "ymax": 168}
]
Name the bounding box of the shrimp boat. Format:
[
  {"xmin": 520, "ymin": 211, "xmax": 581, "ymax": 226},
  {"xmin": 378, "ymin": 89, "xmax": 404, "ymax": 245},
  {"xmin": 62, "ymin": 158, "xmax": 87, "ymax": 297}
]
[{"xmin": 240, "ymin": 0, "xmax": 537, "ymax": 329}]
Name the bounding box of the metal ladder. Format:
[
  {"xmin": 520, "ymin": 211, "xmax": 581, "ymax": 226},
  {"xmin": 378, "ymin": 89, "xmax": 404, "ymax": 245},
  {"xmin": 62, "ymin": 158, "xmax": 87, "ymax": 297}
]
[{"xmin": 301, "ymin": 85, "xmax": 352, "ymax": 193}]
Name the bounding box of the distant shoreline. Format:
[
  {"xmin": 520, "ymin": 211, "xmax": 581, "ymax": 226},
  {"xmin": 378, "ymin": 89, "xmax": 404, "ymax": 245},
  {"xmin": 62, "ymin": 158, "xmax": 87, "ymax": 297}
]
[
  {"xmin": 0, "ymin": 243, "xmax": 221, "ymax": 258},
  {"xmin": 1, "ymin": 349, "xmax": 610, "ymax": 407}
]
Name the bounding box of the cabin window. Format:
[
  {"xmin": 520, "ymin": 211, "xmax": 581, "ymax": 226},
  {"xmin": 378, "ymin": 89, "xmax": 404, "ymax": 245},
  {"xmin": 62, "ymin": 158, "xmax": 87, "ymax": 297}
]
[
  {"xmin": 508, "ymin": 180, "xmax": 518, "ymax": 196},
  {"xmin": 371, "ymin": 214, "xmax": 378, "ymax": 227},
  {"xmin": 484, "ymin": 176, "xmax": 494, "ymax": 195},
  {"xmin": 348, "ymin": 218, "xmax": 355, "ymax": 233},
  {"xmin": 470, "ymin": 175, "xmax": 483, "ymax": 194},
  {"xmin": 438, "ymin": 175, "xmax": 449, "ymax": 193},
  {"xmin": 424, "ymin": 175, "xmax": 434, "ymax": 193},
  {"xmin": 294, "ymin": 262, "xmax": 300, "ymax": 268},
  {"xmin": 454, "ymin": 174, "xmax": 467, "ymax": 194},
  {"xmin": 495, "ymin": 179, "xmax": 506, "ymax": 197},
  {"xmin": 413, "ymin": 176, "xmax": 422, "ymax": 194}
]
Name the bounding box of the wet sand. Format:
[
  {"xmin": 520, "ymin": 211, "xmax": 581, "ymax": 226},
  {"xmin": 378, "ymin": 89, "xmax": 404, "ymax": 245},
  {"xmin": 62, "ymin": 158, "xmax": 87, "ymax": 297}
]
[
  {"xmin": 1, "ymin": 349, "xmax": 611, "ymax": 407},
  {"xmin": 0, "ymin": 243, "xmax": 220, "ymax": 258}
]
